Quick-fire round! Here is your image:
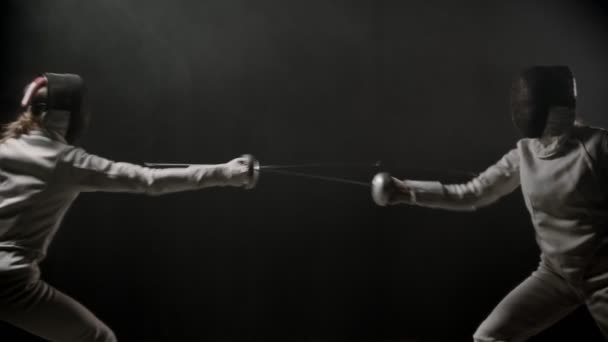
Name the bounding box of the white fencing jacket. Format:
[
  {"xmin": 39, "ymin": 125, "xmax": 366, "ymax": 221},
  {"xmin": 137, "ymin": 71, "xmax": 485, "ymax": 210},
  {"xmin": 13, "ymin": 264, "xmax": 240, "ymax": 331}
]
[
  {"xmin": 0, "ymin": 130, "xmax": 238, "ymax": 272},
  {"xmin": 401, "ymin": 125, "xmax": 608, "ymax": 281}
]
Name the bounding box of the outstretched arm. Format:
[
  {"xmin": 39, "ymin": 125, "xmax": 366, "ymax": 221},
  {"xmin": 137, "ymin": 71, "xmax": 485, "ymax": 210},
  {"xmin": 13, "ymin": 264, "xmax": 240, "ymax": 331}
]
[
  {"xmin": 56, "ymin": 147, "xmax": 252, "ymax": 195},
  {"xmin": 392, "ymin": 148, "xmax": 521, "ymax": 211}
]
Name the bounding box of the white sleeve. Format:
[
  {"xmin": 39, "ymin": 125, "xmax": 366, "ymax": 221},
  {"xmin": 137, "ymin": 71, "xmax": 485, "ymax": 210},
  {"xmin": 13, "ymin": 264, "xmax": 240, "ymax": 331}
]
[
  {"xmin": 399, "ymin": 148, "xmax": 521, "ymax": 211},
  {"xmin": 56, "ymin": 147, "xmax": 234, "ymax": 195}
]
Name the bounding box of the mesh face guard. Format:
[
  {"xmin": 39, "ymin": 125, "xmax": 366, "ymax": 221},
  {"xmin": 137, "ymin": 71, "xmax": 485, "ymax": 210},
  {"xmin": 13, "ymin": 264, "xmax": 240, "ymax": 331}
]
[
  {"xmin": 21, "ymin": 73, "xmax": 86, "ymax": 144},
  {"xmin": 510, "ymin": 66, "xmax": 576, "ymax": 138}
]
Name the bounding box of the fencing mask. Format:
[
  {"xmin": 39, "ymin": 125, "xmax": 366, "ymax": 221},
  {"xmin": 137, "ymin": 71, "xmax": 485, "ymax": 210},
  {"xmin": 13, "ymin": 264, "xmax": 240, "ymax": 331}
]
[
  {"xmin": 21, "ymin": 73, "xmax": 86, "ymax": 144},
  {"xmin": 510, "ymin": 66, "xmax": 576, "ymax": 138}
]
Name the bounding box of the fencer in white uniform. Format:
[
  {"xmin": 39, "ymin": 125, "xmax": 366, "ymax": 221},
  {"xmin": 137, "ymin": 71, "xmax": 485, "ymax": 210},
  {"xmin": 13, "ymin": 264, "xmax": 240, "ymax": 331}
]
[
  {"xmin": 0, "ymin": 73, "xmax": 256, "ymax": 342},
  {"xmin": 373, "ymin": 66, "xmax": 608, "ymax": 341}
]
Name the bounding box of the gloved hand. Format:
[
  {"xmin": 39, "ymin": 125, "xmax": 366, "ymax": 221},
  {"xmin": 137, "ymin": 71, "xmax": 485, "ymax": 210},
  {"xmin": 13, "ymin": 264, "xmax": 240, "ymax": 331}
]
[
  {"xmin": 222, "ymin": 154, "xmax": 259, "ymax": 189},
  {"xmin": 371, "ymin": 172, "xmax": 412, "ymax": 206}
]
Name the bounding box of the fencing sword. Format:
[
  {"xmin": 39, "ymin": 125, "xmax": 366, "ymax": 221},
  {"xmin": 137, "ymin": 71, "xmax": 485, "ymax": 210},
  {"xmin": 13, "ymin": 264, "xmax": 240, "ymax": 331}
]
[{"xmin": 259, "ymin": 168, "xmax": 370, "ymax": 187}]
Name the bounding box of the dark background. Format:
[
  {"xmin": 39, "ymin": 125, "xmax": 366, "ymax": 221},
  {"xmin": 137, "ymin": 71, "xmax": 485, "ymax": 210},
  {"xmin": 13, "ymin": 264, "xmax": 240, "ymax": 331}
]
[{"xmin": 1, "ymin": 0, "xmax": 608, "ymax": 341}]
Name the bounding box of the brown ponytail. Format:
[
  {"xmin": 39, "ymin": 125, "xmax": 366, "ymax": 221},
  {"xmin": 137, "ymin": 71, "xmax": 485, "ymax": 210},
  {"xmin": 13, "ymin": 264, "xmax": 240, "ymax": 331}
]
[{"xmin": 0, "ymin": 109, "xmax": 43, "ymax": 143}]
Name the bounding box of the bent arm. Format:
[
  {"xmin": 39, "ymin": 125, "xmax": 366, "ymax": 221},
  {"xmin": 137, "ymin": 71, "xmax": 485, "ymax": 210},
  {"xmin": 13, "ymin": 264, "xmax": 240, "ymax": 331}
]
[
  {"xmin": 57, "ymin": 147, "xmax": 239, "ymax": 195},
  {"xmin": 396, "ymin": 148, "xmax": 521, "ymax": 211}
]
